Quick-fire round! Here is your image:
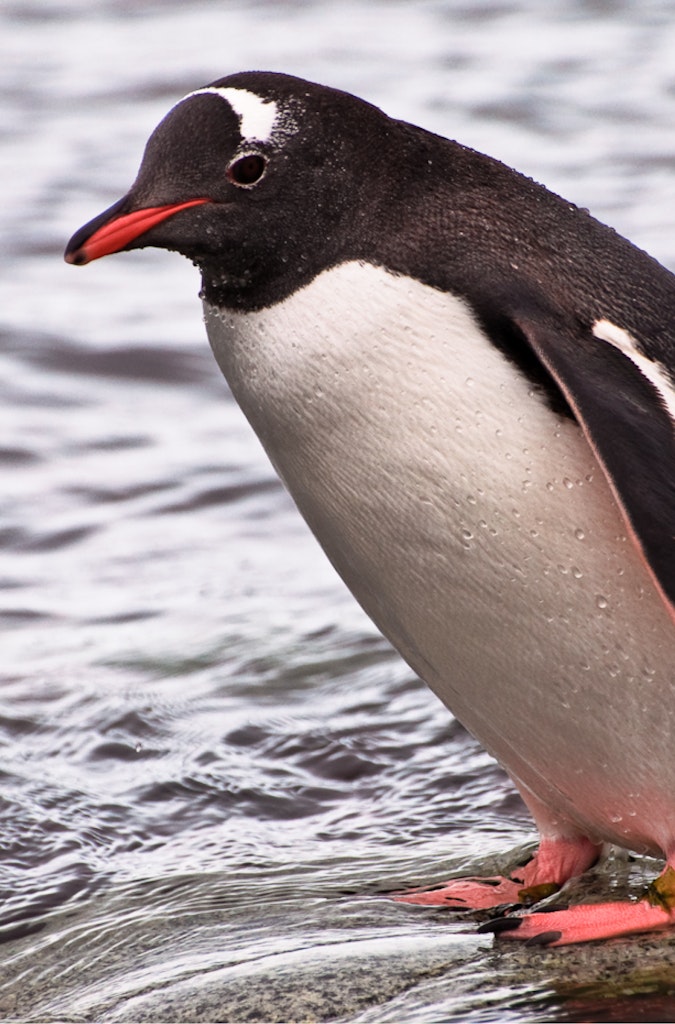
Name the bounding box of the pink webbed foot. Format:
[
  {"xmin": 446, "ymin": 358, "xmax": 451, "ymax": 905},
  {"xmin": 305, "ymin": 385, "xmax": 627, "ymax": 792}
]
[
  {"xmin": 392, "ymin": 835, "xmax": 600, "ymax": 911},
  {"xmin": 393, "ymin": 874, "xmax": 524, "ymax": 910},
  {"xmin": 480, "ymin": 864, "xmax": 675, "ymax": 947}
]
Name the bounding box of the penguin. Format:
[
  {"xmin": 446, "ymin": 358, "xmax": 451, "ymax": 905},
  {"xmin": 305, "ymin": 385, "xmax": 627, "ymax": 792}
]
[{"xmin": 65, "ymin": 71, "xmax": 675, "ymax": 946}]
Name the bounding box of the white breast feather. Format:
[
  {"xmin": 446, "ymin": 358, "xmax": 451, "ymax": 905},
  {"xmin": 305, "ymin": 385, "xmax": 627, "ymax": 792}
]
[{"xmin": 204, "ymin": 261, "xmax": 675, "ymax": 855}]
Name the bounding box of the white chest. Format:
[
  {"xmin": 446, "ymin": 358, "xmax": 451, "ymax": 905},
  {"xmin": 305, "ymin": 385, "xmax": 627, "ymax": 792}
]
[
  {"xmin": 204, "ymin": 261, "xmax": 674, "ymax": 851},
  {"xmin": 204, "ymin": 261, "xmax": 578, "ymax": 554}
]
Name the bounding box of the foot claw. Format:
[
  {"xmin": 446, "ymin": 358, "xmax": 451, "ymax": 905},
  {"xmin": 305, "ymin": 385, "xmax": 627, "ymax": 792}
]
[
  {"xmin": 524, "ymin": 929, "xmax": 563, "ymax": 947},
  {"xmin": 476, "ymin": 915, "xmax": 523, "ymax": 934}
]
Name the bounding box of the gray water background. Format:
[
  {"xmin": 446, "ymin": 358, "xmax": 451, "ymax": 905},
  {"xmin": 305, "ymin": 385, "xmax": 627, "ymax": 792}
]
[{"xmin": 2, "ymin": 1, "xmax": 675, "ymax": 1020}]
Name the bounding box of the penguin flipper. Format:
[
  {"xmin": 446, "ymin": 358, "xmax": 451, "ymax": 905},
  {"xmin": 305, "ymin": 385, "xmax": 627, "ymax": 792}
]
[{"xmin": 514, "ymin": 313, "xmax": 675, "ymax": 621}]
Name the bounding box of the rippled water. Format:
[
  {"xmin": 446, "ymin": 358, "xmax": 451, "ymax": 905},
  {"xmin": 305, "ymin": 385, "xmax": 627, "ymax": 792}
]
[{"xmin": 2, "ymin": 1, "xmax": 675, "ymax": 1020}]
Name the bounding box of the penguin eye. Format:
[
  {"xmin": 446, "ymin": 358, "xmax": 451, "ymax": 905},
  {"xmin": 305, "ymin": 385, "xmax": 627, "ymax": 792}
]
[{"xmin": 227, "ymin": 153, "xmax": 268, "ymax": 188}]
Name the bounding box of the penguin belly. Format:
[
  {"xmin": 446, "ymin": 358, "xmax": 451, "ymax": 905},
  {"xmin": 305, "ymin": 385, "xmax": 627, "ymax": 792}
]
[{"xmin": 204, "ymin": 260, "xmax": 675, "ymax": 858}]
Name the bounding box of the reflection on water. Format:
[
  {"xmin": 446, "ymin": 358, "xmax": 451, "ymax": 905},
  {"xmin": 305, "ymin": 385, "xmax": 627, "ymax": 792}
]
[{"xmin": 1, "ymin": 0, "xmax": 675, "ymax": 1020}]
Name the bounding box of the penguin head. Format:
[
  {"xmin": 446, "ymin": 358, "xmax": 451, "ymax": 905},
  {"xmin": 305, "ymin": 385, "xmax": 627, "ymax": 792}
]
[{"xmin": 65, "ymin": 71, "xmax": 400, "ymax": 310}]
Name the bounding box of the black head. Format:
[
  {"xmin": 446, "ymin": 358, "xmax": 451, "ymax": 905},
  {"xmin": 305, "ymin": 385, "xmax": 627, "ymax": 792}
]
[{"xmin": 65, "ymin": 71, "xmax": 406, "ymax": 310}]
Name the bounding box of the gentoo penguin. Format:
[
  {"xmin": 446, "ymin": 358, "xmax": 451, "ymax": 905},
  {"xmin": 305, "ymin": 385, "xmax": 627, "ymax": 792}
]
[{"xmin": 65, "ymin": 71, "xmax": 675, "ymax": 946}]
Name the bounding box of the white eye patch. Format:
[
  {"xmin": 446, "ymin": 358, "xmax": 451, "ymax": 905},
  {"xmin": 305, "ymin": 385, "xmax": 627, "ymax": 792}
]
[{"xmin": 182, "ymin": 86, "xmax": 279, "ymax": 144}]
